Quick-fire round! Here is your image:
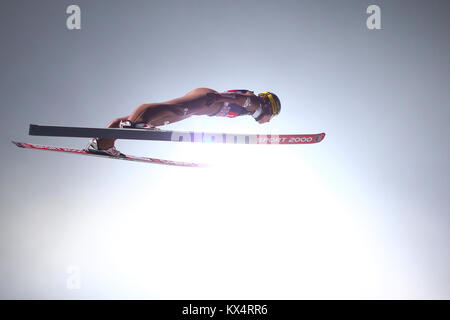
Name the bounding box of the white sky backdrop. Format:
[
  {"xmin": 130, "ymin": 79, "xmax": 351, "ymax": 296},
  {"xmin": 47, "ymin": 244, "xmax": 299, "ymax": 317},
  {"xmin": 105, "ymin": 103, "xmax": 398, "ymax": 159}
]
[{"xmin": 0, "ymin": 0, "xmax": 449, "ymax": 299}]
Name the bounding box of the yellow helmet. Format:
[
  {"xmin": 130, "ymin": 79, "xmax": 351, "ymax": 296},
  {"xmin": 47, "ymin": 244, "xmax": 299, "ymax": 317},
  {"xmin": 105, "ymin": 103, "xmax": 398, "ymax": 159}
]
[{"xmin": 256, "ymin": 92, "xmax": 281, "ymax": 120}]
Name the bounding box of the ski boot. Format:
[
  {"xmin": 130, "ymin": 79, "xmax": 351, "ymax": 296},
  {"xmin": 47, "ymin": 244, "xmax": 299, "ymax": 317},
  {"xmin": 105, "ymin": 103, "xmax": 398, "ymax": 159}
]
[{"xmin": 84, "ymin": 138, "xmax": 124, "ymax": 157}]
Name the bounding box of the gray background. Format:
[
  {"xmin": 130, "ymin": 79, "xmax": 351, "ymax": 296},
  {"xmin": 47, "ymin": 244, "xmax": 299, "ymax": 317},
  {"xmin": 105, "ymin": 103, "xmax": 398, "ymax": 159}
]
[{"xmin": 0, "ymin": 0, "xmax": 449, "ymax": 299}]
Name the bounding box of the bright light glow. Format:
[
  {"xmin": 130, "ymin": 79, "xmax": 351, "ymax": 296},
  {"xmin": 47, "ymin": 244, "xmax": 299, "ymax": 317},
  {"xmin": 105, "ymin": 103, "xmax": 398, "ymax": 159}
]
[{"xmin": 100, "ymin": 143, "xmax": 392, "ymax": 299}]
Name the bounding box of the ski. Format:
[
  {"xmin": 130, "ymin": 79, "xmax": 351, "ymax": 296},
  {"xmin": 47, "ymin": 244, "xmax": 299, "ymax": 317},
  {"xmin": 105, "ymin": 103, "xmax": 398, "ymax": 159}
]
[
  {"xmin": 29, "ymin": 124, "xmax": 326, "ymax": 145},
  {"xmin": 12, "ymin": 141, "xmax": 205, "ymax": 168}
]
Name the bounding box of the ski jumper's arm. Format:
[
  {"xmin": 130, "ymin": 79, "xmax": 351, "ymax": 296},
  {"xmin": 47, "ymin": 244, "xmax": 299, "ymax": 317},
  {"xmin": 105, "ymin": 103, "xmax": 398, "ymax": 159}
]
[{"xmin": 193, "ymin": 91, "xmax": 259, "ymax": 116}]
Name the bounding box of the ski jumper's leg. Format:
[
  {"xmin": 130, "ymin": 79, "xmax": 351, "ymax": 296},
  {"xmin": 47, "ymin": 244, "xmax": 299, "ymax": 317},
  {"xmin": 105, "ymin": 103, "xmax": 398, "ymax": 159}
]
[
  {"xmin": 96, "ymin": 104, "xmax": 189, "ymax": 150},
  {"xmin": 125, "ymin": 88, "xmax": 218, "ymax": 125},
  {"xmin": 126, "ymin": 103, "xmax": 191, "ymax": 127},
  {"xmin": 95, "ymin": 88, "xmax": 214, "ymax": 150}
]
